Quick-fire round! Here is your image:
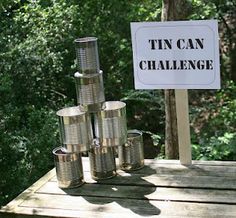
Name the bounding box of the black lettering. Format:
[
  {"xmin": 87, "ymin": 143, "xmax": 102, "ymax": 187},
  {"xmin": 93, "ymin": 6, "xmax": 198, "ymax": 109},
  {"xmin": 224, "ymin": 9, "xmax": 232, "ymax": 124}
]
[
  {"xmin": 158, "ymin": 39, "xmax": 163, "ymax": 50},
  {"xmin": 186, "ymin": 39, "xmax": 194, "ymax": 49},
  {"xmin": 177, "ymin": 39, "xmax": 185, "ymax": 49},
  {"xmin": 139, "ymin": 61, "xmax": 146, "ymax": 70},
  {"xmin": 159, "ymin": 61, "xmax": 165, "ymax": 70},
  {"xmin": 147, "ymin": 60, "xmax": 156, "ymax": 70},
  {"xmin": 182, "ymin": 60, "xmax": 188, "ymax": 69},
  {"xmin": 149, "ymin": 39, "xmax": 172, "ymax": 50},
  {"xmin": 148, "ymin": 40, "xmax": 157, "ymax": 50},
  {"xmin": 188, "ymin": 60, "xmax": 196, "ymax": 69},
  {"xmin": 163, "ymin": 39, "xmax": 172, "ymax": 49},
  {"xmin": 166, "ymin": 60, "xmax": 172, "ymax": 70},
  {"xmin": 206, "ymin": 60, "xmax": 213, "ymax": 70},
  {"xmin": 197, "ymin": 60, "xmax": 205, "ymax": 69},
  {"xmin": 195, "ymin": 38, "xmax": 204, "ymax": 49},
  {"xmin": 173, "ymin": 60, "xmax": 177, "ymax": 69}
]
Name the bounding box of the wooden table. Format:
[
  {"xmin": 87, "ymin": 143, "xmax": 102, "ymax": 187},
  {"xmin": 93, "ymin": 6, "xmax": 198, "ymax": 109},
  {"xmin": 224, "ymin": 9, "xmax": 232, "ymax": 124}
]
[{"xmin": 1, "ymin": 158, "xmax": 236, "ymax": 218}]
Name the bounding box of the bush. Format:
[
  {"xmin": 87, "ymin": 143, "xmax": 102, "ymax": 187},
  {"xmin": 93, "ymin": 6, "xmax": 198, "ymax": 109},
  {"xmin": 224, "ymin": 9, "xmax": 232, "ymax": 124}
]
[
  {"xmin": 190, "ymin": 81, "xmax": 236, "ymax": 160},
  {"xmin": 0, "ymin": 107, "xmax": 59, "ymax": 206}
]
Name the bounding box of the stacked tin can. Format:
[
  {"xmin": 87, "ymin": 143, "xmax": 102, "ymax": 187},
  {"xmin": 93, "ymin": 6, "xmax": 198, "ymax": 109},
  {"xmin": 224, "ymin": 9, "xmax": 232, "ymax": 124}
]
[
  {"xmin": 53, "ymin": 36, "xmax": 144, "ymax": 189},
  {"xmin": 53, "ymin": 106, "xmax": 92, "ymax": 188},
  {"xmin": 74, "ymin": 37, "xmax": 119, "ymax": 180}
]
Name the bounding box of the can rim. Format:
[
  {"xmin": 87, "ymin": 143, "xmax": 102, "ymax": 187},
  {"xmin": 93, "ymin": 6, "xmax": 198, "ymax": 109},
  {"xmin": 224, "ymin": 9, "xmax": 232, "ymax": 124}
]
[
  {"xmin": 102, "ymin": 101, "xmax": 126, "ymax": 111},
  {"xmin": 74, "ymin": 70, "xmax": 103, "ymax": 78},
  {"xmin": 52, "ymin": 146, "xmax": 70, "ymax": 156},
  {"xmin": 127, "ymin": 129, "xmax": 143, "ymax": 139},
  {"xmin": 74, "ymin": 37, "xmax": 97, "ymax": 43},
  {"xmin": 56, "ymin": 106, "xmax": 85, "ymax": 117}
]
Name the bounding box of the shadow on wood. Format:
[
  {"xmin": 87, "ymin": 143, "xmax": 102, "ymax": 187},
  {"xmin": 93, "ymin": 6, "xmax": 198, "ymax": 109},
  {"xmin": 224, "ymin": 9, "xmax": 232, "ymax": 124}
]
[{"xmin": 63, "ymin": 166, "xmax": 161, "ymax": 216}]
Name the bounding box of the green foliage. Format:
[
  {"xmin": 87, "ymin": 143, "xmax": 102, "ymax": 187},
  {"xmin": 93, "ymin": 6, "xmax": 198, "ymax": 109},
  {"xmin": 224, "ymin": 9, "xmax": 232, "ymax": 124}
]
[
  {"xmin": 190, "ymin": 0, "xmax": 236, "ymax": 82},
  {"xmin": 190, "ymin": 81, "xmax": 236, "ymax": 160},
  {"xmin": 187, "ymin": 0, "xmax": 236, "ymax": 160},
  {"xmin": 122, "ymin": 90, "xmax": 165, "ymax": 135},
  {"xmin": 0, "ymin": 1, "xmax": 79, "ymax": 108},
  {"xmin": 192, "ymin": 132, "xmax": 236, "ymax": 160},
  {"xmin": 0, "ymin": 107, "xmax": 58, "ymax": 206}
]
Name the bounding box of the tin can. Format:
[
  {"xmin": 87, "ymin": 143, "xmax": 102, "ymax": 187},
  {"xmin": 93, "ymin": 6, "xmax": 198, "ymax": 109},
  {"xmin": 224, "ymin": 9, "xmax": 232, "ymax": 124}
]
[
  {"xmin": 89, "ymin": 142, "xmax": 116, "ymax": 180},
  {"xmin": 56, "ymin": 106, "xmax": 92, "ymax": 152},
  {"xmin": 74, "ymin": 37, "xmax": 100, "ymax": 75},
  {"xmin": 94, "ymin": 101, "xmax": 127, "ymax": 147},
  {"xmin": 118, "ymin": 130, "xmax": 144, "ymax": 171},
  {"xmin": 53, "ymin": 147, "xmax": 84, "ymax": 188},
  {"xmin": 74, "ymin": 71, "xmax": 105, "ymax": 113}
]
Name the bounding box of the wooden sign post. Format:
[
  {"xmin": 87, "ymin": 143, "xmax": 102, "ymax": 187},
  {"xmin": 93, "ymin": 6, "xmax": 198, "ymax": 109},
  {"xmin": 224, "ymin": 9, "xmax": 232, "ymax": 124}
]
[{"xmin": 175, "ymin": 89, "xmax": 191, "ymax": 165}]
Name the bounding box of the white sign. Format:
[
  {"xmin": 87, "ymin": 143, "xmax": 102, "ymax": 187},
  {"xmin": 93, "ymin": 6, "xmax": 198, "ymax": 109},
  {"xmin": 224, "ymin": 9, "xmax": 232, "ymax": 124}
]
[{"xmin": 131, "ymin": 20, "xmax": 220, "ymax": 89}]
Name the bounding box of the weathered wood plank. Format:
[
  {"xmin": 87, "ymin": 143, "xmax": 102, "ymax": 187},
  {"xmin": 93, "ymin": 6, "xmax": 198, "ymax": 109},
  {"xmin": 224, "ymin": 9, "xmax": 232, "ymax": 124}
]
[
  {"xmin": 82, "ymin": 158, "xmax": 236, "ymax": 178},
  {"xmin": 50, "ymin": 171, "xmax": 236, "ymax": 190},
  {"xmin": 0, "ymin": 169, "xmax": 55, "ymax": 213},
  {"xmin": 87, "ymin": 157, "xmax": 236, "ymax": 167},
  {"xmin": 142, "ymin": 159, "xmax": 236, "ymax": 166},
  {"xmin": 124, "ymin": 163, "xmax": 236, "ymax": 178},
  {"xmin": 10, "ymin": 195, "xmax": 236, "ymax": 218},
  {"xmin": 36, "ymin": 181, "xmax": 236, "ymax": 204}
]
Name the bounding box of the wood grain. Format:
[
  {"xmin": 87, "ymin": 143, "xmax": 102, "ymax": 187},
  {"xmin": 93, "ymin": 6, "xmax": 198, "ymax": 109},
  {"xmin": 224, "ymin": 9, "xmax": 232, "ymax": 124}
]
[
  {"xmin": 36, "ymin": 181, "xmax": 236, "ymax": 204},
  {"xmin": 4, "ymin": 196, "xmax": 236, "ymax": 218},
  {"xmin": 51, "ymin": 171, "xmax": 236, "ymax": 189},
  {"xmin": 1, "ymin": 158, "xmax": 236, "ymax": 218},
  {"xmin": 175, "ymin": 89, "xmax": 192, "ymax": 165}
]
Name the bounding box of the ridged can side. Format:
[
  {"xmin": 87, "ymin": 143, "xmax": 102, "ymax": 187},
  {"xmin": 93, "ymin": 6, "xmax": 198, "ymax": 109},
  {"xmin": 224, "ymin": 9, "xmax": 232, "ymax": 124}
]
[
  {"xmin": 89, "ymin": 145, "xmax": 116, "ymax": 180},
  {"xmin": 74, "ymin": 37, "xmax": 100, "ymax": 75},
  {"xmin": 53, "ymin": 147, "xmax": 84, "ymax": 188},
  {"xmin": 118, "ymin": 130, "xmax": 144, "ymax": 171}
]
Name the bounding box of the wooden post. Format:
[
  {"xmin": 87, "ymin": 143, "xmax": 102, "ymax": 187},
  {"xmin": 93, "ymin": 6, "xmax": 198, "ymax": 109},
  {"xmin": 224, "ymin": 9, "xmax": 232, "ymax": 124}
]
[
  {"xmin": 175, "ymin": 90, "xmax": 192, "ymax": 165},
  {"xmin": 164, "ymin": 90, "xmax": 178, "ymax": 159},
  {"xmin": 162, "ymin": 0, "xmax": 179, "ymax": 160}
]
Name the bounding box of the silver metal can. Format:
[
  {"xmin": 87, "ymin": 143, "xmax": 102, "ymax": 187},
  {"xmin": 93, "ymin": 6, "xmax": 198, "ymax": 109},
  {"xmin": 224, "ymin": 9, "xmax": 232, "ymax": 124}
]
[
  {"xmin": 94, "ymin": 101, "xmax": 127, "ymax": 147},
  {"xmin": 89, "ymin": 143, "xmax": 116, "ymax": 180},
  {"xmin": 53, "ymin": 147, "xmax": 84, "ymax": 188},
  {"xmin": 74, "ymin": 37, "xmax": 100, "ymax": 75},
  {"xmin": 56, "ymin": 106, "xmax": 92, "ymax": 152},
  {"xmin": 118, "ymin": 130, "xmax": 144, "ymax": 171},
  {"xmin": 74, "ymin": 71, "xmax": 105, "ymax": 113}
]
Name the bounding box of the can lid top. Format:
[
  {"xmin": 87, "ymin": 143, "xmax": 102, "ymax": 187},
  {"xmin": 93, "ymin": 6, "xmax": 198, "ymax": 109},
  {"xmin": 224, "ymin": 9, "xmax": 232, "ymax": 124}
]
[
  {"xmin": 56, "ymin": 106, "xmax": 85, "ymax": 117},
  {"xmin": 127, "ymin": 129, "xmax": 143, "ymax": 138},
  {"xmin": 74, "ymin": 37, "xmax": 97, "ymax": 43},
  {"xmin": 74, "ymin": 70, "xmax": 103, "ymax": 78},
  {"xmin": 52, "ymin": 147, "xmax": 68, "ymax": 156},
  {"xmin": 102, "ymin": 101, "xmax": 126, "ymax": 111}
]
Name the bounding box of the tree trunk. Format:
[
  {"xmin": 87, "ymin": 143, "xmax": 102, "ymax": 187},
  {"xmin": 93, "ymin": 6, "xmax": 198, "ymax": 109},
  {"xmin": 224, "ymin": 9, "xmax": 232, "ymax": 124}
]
[
  {"xmin": 164, "ymin": 89, "xmax": 178, "ymax": 159},
  {"xmin": 161, "ymin": 0, "xmax": 191, "ymax": 159},
  {"xmin": 230, "ymin": 49, "xmax": 236, "ymax": 82}
]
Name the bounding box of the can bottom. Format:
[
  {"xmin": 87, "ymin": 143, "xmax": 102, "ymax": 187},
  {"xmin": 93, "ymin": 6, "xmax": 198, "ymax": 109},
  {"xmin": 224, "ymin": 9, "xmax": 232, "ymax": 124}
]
[
  {"xmin": 63, "ymin": 144, "xmax": 90, "ymax": 153},
  {"xmin": 119, "ymin": 161, "xmax": 144, "ymax": 172},
  {"xmin": 58, "ymin": 177, "xmax": 84, "ymax": 189},
  {"xmin": 79, "ymin": 102, "xmax": 104, "ymax": 113},
  {"xmin": 91, "ymin": 170, "xmax": 116, "ymax": 180}
]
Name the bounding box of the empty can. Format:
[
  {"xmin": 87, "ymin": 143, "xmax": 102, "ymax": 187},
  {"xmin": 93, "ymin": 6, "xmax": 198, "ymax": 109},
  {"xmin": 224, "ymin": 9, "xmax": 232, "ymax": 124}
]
[
  {"xmin": 94, "ymin": 101, "xmax": 127, "ymax": 147},
  {"xmin": 74, "ymin": 37, "xmax": 100, "ymax": 75},
  {"xmin": 53, "ymin": 147, "xmax": 84, "ymax": 188},
  {"xmin": 74, "ymin": 70, "xmax": 105, "ymax": 113},
  {"xmin": 118, "ymin": 130, "xmax": 144, "ymax": 171},
  {"xmin": 56, "ymin": 106, "xmax": 92, "ymax": 153},
  {"xmin": 89, "ymin": 142, "xmax": 116, "ymax": 180}
]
